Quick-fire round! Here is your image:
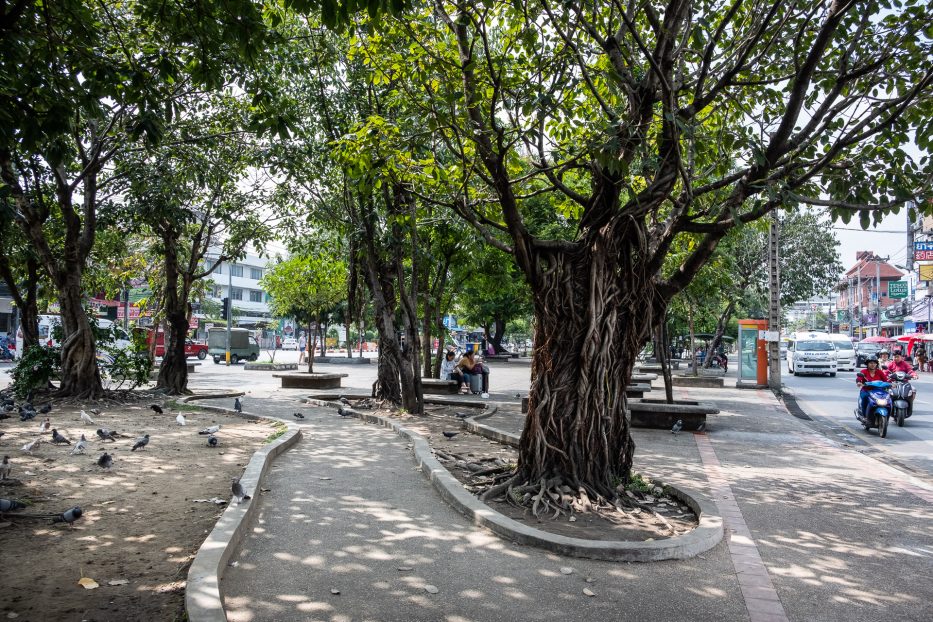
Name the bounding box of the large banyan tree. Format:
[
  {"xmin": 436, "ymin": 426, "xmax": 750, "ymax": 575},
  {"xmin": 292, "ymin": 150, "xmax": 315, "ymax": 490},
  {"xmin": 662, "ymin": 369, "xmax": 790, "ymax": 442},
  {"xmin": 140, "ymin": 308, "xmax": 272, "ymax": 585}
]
[{"xmin": 349, "ymin": 0, "xmax": 932, "ymax": 507}]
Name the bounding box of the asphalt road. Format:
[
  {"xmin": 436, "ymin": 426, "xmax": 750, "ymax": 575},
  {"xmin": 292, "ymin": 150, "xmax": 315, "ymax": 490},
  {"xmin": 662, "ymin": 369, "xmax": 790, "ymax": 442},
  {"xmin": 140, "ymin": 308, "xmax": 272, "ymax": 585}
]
[{"xmin": 781, "ymin": 365, "xmax": 933, "ymax": 480}]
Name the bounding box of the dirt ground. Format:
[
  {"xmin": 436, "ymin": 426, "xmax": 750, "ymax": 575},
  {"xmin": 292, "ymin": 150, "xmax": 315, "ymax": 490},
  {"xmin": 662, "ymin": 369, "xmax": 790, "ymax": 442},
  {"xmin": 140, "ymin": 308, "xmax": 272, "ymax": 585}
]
[
  {"xmin": 386, "ymin": 404, "xmax": 698, "ymax": 542},
  {"xmin": 0, "ymin": 396, "xmax": 279, "ymax": 622}
]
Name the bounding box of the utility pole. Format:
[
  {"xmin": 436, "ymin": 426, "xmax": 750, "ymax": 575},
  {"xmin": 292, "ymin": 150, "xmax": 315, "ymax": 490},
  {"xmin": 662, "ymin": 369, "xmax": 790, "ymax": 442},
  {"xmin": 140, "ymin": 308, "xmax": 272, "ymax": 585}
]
[
  {"xmin": 768, "ymin": 213, "xmax": 781, "ymax": 391},
  {"xmin": 226, "ymin": 261, "xmax": 232, "ymax": 366}
]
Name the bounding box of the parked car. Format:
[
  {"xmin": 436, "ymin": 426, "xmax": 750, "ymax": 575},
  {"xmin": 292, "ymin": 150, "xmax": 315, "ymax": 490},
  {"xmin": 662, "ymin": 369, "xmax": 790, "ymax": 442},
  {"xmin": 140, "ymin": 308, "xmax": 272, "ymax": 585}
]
[
  {"xmin": 827, "ymin": 334, "xmax": 856, "ymax": 371},
  {"xmin": 282, "ymin": 337, "xmax": 298, "ymax": 350},
  {"xmin": 208, "ymin": 327, "xmax": 260, "ymax": 364}
]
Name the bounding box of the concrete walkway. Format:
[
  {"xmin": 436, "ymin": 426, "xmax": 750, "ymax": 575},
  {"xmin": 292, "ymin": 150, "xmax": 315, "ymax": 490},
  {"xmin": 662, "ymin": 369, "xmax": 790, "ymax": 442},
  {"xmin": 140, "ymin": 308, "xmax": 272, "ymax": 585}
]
[{"xmin": 188, "ymin": 365, "xmax": 933, "ymax": 622}]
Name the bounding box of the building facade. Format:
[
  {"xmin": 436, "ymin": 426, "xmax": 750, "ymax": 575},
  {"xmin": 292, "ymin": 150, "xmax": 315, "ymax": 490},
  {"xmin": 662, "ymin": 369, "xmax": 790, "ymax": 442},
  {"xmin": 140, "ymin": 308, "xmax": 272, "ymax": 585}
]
[
  {"xmin": 836, "ymin": 252, "xmax": 905, "ymax": 338},
  {"xmin": 203, "ymin": 253, "xmax": 274, "ymax": 328}
]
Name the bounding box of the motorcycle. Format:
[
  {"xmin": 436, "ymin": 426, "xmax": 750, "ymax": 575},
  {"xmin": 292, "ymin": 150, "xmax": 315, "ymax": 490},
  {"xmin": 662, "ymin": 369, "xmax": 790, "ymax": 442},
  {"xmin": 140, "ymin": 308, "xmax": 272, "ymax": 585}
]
[
  {"xmin": 708, "ymin": 352, "xmax": 728, "ymax": 372},
  {"xmin": 854, "ymin": 377, "xmax": 893, "ymax": 438},
  {"xmin": 888, "ymin": 370, "xmax": 916, "ymax": 427}
]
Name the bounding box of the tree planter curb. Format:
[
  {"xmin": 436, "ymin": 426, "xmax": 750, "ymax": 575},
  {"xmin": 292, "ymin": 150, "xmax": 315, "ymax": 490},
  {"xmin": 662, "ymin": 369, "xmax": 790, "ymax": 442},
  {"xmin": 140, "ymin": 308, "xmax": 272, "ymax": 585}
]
[
  {"xmin": 243, "ymin": 363, "xmax": 297, "ymax": 371},
  {"xmin": 181, "ymin": 398, "xmax": 302, "ymax": 622},
  {"xmin": 327, "ymin": 404, "xmax": 722, "ymax": 562}
]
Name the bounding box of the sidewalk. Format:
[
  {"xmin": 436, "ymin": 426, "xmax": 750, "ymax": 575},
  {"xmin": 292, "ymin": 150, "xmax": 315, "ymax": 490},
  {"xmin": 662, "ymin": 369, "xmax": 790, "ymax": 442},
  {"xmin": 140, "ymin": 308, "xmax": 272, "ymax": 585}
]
[{"xmin": 200, "ymin": 370, "xmax": 933, "ymax": 621}]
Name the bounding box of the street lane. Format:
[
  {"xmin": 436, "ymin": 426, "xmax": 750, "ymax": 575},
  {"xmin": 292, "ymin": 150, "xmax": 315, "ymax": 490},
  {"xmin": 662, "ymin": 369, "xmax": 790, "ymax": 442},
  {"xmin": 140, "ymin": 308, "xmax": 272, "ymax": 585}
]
[{"xmin": 783, "ymin": 367, "xmax": 933, "ymax": 480}]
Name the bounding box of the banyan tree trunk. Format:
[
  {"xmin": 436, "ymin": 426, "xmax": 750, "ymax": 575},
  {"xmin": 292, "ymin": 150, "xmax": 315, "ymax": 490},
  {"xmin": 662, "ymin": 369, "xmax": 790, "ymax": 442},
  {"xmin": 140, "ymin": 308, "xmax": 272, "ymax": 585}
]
[
  {"xmin": 56, "ymin": 273, "xmax": 103, "ymax": 399},
  {"xmin": 514, "ymin": 239, "xmax": 660, "ymax": 499}
]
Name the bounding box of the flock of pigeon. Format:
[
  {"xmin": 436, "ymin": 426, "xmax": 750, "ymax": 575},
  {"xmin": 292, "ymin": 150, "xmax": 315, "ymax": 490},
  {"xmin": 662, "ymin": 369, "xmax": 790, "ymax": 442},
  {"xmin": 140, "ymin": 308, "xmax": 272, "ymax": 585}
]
[{"xmin": 0, "ymin": 393, "xmax": 247, "ymax": 526}]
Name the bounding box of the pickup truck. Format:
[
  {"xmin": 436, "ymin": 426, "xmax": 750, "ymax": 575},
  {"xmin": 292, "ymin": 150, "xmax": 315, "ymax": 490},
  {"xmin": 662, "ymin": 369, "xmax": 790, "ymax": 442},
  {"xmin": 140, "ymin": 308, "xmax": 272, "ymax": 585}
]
[{"xmin": 144, "ymin": 330, "xmax": 208, "ymax": 359}]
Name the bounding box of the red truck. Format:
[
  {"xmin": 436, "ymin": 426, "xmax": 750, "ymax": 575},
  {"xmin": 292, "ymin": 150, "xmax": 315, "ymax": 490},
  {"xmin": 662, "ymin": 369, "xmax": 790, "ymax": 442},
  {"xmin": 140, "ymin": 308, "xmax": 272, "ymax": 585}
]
[{"xmin": 145, "ymin": 330, "xmax": 208, "ymax": 359}]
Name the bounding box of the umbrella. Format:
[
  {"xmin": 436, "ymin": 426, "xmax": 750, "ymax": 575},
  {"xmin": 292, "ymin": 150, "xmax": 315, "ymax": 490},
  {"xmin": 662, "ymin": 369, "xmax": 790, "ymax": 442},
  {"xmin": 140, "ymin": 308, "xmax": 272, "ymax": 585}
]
[
  {"xmin": 896, "ymin": 334, "xmax": 925, "ymax": 342},
  {"xmin": 861, "ymin": 336, "xmax": 896, "ymax": 343}
]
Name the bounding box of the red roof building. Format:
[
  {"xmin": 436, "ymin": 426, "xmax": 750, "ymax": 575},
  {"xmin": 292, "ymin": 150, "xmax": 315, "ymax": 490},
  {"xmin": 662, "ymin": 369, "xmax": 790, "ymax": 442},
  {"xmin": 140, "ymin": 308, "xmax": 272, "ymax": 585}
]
[{"xmin": 836, "ymin": 252, "xmax": 904, "ymax": 337}]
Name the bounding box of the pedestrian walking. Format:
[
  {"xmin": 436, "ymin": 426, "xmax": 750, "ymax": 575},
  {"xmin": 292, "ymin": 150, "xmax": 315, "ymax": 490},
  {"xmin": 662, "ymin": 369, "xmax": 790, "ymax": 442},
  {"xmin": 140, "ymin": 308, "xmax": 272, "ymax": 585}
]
[{"xmin": 298, "ymin": 333, "xmax": 307, "ymax": 364}]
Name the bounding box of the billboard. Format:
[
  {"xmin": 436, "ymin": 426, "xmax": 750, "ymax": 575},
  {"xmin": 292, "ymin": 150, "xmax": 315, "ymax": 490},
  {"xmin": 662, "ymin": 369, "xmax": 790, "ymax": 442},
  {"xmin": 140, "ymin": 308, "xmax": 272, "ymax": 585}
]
[{"xmin": 921, "ymin": 264, "xmax": 933, "ymax": 281}]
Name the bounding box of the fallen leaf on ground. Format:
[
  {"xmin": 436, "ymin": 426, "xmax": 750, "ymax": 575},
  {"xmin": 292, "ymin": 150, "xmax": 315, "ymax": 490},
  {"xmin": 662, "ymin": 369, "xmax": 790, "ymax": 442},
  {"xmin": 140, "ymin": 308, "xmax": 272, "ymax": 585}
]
[
  {"xmin": 396, "ymin": 566, "xmax": 413, "ymax": 571},
  {"xmin": 583, "ymin": 588, "xmax": 596, "ymax": 597},
  {"xmin": 560, "ymin": 567, "xmax": 573, "ymax": 575},
  {"xmin": 107, "ymin": 579, "xmax": 129, "ymax": 586},
  {"xmin": 424, "ymin": 585, "xmax": 439, "ymax": 594},
  {"xmin": 78, "ymin": 577, "xmax": 99, "ymax": 590},
  {"xmin": 330, "ymin": 588, "xmax": 340, "ymax": 595}
]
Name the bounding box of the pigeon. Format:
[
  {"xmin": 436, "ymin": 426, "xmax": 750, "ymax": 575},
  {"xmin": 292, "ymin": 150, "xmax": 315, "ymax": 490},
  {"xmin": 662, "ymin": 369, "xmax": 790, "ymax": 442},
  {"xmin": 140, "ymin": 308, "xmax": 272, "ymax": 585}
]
[
  {"xmin": 97, "ymin": 452, "xmax": 113, "ymax": 469},
  {"xmin": 339, "ymin": 397, "xmax": 351, "ymax": 406},
  {"xmin": 455, "ymin": 412, "xmax": 470, "ymax": 419},
  {"xmin": 198, "ymin": 425, "xmax": 220, "ymax": 435},
  {"xmin": 89, "ymin": 409, "xmax": 101, "ymax": 416},
  {"xmin": 0, "ymin": 456, "xmax": 11, "ymax": 480},
  {"xmin": 337, "ymin": 407, "xmax": 352, "ymax": 417},
  {"xmin": 21, "ymin": 438, "xmax": 41, "ymax": 453},
  {"xmin": 53, "ymin": 506, "xmax": 83, "ymax": 528},
  {"xmin": 96, "ymin": 428, "xmax": 117, "ymax": 442},
  {"xmin": 293, "ymin": 412, "xmax": 305, "ymax": 419},
  {"xmin": 38, "ymin": 403, "xmax": 52, "ymax": 414},
  {"xmin": 0, "ymin": 431, "xmax": 4, "ymax": 439},
  {"xmin": 234, "ymin": 397, "xmax": 242, "ymax": 413},
  {"xmin": 38, "ymin": 418, "xmax": 50, "ymax": 433},
  {"xmin": 150, "ymin": 404, "xmax": 163, "ymax": 415},
  {"xmin": 131, "ymin": 434, "xmax": 150, "ymax": 451},
  {"xmin": 50, "ymin": 429, "xmax": 71, "ymax": 445},
  {"xmin": 19, "ymin": 407, "xmax": 36, "ymax": 421},
  {"xmin": 80, "ymin": 410, "xmax": 95, "ymax": 424},
  {"xmin": 232, "ymin": 478, "xmax": 251, "ymax": 503},
  {"xmin": 442, "ymin": 431, "xmax": 459, "ymax": 440},
  {"xmin": 176, "ymin": 414, "xmax": 186, "ymax": 426},
  {"xmin": 207, "ymin": 435, "xmax": 218, "ymax": 447},
  {"xmin": 671, "ymin": 419, "xmax": 683, "ymax": 434},
  {"xmin": 71, "ymin": 434, "xmax": 88, "ymax": 455},
  {"xmin": 696, "ymin": 422, "xmax": 706, "ymax": 433},
  {"xmin": 230, "ymin": 477, "xmax": 252, "ymax": 503},
  {"xmin": 0, "ymin": 498, "xmax": 26, "ymax": 513}
]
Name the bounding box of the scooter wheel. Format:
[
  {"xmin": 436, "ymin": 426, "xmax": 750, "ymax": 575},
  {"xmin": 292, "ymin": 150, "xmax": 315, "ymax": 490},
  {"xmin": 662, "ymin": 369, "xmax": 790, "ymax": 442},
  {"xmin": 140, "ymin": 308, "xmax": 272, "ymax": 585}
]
[{"xmin": 879, "ymin": 416, "xmax": 889, "ymax": 438}]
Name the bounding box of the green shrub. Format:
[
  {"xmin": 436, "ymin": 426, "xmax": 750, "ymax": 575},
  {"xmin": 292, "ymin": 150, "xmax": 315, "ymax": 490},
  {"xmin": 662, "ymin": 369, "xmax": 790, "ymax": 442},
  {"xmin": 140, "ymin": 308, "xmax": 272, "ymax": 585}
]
[{"xmin": 9, "ymin": 344, "xmax": 61, "ymax": 399}]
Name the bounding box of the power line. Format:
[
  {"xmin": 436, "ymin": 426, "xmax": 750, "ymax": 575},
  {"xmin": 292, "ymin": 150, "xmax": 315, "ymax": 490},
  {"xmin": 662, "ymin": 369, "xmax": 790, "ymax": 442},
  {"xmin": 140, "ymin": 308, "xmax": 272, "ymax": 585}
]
[{"xmin": 833, "ymin": 227, "xmax": 907, "ymax": 233}]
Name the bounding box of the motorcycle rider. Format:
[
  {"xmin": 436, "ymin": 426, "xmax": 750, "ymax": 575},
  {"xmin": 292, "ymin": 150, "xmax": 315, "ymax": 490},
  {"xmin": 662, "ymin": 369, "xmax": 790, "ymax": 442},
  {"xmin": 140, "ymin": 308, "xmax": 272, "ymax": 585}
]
[
  {"xmin": 856, "ymin": 356, "xmax": 889, "ymax": 420},
  {"xmin": 887, "ymin": 351, "xmax": 918, "ymax": 417}
]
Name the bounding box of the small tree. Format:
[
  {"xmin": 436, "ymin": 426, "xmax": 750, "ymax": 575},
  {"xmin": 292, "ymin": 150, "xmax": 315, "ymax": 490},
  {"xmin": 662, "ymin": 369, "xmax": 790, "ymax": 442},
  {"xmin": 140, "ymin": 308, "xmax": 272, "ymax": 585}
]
[{"xmin": 261, "ymin": 253, "xmax": 346, "ymax": 373}]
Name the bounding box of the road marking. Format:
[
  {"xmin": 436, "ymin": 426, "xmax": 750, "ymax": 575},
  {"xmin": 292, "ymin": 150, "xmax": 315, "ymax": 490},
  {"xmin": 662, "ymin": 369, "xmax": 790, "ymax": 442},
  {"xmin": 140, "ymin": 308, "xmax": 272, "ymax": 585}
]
[{"xmin": 694, "ymin": 433, "xmax": 789, "ymax": 622}]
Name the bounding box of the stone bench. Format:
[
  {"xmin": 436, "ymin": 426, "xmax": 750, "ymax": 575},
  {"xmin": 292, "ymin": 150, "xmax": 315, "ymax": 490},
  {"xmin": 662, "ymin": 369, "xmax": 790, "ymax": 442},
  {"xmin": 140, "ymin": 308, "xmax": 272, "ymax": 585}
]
[
  {"xmin": 627, "ymin": 399, "xmax": 719, "ymax": 431},
  {"xmin": 272, "ymin": 372, "xmax": 348, "ymax": 389},
  {"xmin": 631, "ymin": 373, "xmax": 658, "ymax": 383},
  {"xmin": 421, "ymin": 378, "xmax": 459, "ymax": 395},
  {"xmin": 521, "ymin": 383, "xmax": 652, "ymax": 413},
  {"xmin": 671, "ymin": 375, "xmax": 724, "ymax": 388}
]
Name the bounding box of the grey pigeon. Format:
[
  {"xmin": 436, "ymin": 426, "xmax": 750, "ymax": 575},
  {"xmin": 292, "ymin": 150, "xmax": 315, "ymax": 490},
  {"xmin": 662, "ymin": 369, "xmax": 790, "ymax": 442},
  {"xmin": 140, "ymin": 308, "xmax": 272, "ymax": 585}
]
[
  {"xmin": 53, "ymin": 506, "xmax": 83, "ymax": 528},
  {"xmin": 207, "ymin": 435, "xmax": 218, "ymax": 447},
  {"xmin": 71, "ymin": 434, "xmax": 88, "ymax": 455},
  {"xmin": 455, "ymin": 412, "xmax": 470, "ymax": 419},
  {"xmin": 293, "ymin": 412, "xmax": 305, "ymax": 419},
  {"xmin": 0, "ymin": 456, "xmax": 11, "ymax": 480},
  {"xmin": 0, "ymin": 498, "xmax": 26, "ymax": 512},
  {"xmin": 89, "ymin": 409, "xmax": 101, "ymax": 416},
  {"xmin": 38, "ymin": 403, "xmax": 52, "ymax": 414},
  {"xmin": 337, "ymin": 407, "xmax": 352, "ymax": 417},
  {"xmin": 96, "ymin": 428, "xmax": 117, "ymax": 442},
  {"xmin": 38, "ymin": 418, "xmax": 50, "ymax": 433},
  {"xmin": 150, "ymin": 404, "xmax": 163, "ymax": 415},
  {"xmin": 231, "ymin": 478, "xmax": 251, "ymax": 503},
  {"xmin": 339, "ymin": 397, "xmax": 351, "ymax": 406},
  {"xmin": 21, "ymin": 438, "xmax": 41, "ymax": 453},
  {"xmin": 671, "ymin": 419, "xmax": 683, "ymax": 434},
  {"xmin": 51, "ymin": 429, "xmax": 71, "ymax": 445},
  {"xmin": 234, "ymin": 397, "xmax": 242, "ymax": 413},
  {"xmin": 198, "ymin": 425, "xmax": 220, "ymax": 435},
  {"xmin": 131, "ymin": 434, "xmax": 150, "ymax": 451},
  {"xmin": 442, "ymin": 431, "xmax": 459, "ymax": 440},
  {"xmin": 97, "ymin": 452, "xmax": 113, "ymax": 469}
]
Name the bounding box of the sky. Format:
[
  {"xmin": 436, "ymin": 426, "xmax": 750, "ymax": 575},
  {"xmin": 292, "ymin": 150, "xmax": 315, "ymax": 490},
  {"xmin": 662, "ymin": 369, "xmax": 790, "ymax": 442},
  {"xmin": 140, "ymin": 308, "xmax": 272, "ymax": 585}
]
[{"xmin": 832, "ymin": 209, "xmax": 912, "ymax": 274}]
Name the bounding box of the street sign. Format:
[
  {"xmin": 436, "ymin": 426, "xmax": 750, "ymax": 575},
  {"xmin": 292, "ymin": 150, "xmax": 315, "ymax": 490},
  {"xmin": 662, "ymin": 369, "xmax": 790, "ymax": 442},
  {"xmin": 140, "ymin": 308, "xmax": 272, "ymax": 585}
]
[
  {"xmin": 920, "ymin": 264, "xmax": 933, "ymax": 281},
  {"xmin": 888, "ymin": 281, "xmax": 908, "ymax": 299},
  {"xmin": 915, "ymin": 250, "xmax": 933, "ymax": 260},
  {"xmin": 914, "ymin": 241, "xmax": 933, "ymax": 251}
]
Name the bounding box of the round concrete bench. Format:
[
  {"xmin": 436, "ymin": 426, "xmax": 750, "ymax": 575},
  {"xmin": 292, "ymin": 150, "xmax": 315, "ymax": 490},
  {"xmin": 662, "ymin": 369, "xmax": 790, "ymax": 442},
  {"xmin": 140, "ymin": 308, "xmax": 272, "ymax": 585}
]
[{"xmin": 272, "ymin": 372, "xmax": 349, "ymax": 389}]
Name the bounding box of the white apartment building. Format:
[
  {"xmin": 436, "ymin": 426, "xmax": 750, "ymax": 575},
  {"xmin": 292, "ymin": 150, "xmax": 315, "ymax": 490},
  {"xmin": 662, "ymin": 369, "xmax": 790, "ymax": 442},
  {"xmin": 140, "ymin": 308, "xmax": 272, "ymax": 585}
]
[{"xmin": 203, "ymin": 253, "xmax": 274, "ymax": 327}]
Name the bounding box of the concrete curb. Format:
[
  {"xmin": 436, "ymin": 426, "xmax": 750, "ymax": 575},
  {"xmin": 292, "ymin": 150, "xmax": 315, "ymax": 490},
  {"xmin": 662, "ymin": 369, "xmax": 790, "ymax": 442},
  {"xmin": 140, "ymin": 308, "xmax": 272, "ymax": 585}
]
[
  {"xmin": 337, "ymin": 405, "xmax": 722, "ymax": 562},
  {"xmin": 182, "ymin": 398, "xmax": 302, "ymax": 622}
]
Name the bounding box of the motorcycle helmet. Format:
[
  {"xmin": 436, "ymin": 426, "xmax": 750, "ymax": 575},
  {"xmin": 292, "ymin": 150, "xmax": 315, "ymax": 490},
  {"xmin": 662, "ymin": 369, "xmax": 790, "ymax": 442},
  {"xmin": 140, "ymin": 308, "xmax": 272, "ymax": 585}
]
[{"xmin": 865, "ymin": 356, "xmax": 879, "ymax": 365}]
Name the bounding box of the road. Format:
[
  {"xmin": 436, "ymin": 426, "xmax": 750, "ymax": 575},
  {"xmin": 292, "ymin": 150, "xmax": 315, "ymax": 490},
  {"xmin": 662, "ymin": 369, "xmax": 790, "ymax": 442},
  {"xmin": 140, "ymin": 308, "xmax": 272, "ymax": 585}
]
[{"xmin": 781, "ymin": 365, "xmax": 933, "ymax": 480}]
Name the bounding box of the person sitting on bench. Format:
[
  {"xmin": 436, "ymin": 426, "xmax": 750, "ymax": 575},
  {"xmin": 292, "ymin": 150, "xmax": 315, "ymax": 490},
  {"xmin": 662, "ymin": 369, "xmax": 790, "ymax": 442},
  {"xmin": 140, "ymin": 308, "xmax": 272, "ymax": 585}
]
[
  {"xmin": 440, "ymin": 349, "xmax": 465, "ymax": 391},
  {"xmin": 458, "ymin": 349, "xmax": 489, "ymax": 394}
]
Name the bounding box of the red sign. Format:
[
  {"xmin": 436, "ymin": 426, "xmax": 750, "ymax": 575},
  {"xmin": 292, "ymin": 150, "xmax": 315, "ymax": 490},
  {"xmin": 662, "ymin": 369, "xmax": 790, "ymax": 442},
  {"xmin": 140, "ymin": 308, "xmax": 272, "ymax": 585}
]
[
  {"xmin": 117, "ymin": 306, "xmax": 141, "ymax": 320},
  {"xmin": 914, "ymin": 250, "xmax": 933, "ymax": 260},
  {"xmin": 189, "ymin": 316, "xmax": 199, "ymax": 330}
]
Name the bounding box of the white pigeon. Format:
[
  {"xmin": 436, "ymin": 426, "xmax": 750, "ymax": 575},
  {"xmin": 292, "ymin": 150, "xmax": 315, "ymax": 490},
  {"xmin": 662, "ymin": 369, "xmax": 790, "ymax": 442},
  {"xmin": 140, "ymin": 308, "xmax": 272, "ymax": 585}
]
[
  {"xmin": 198, "ymin": 424, "xmax": 220, "ymax": 435},
  {"xmin": 80, "ymin": 410, "xmax": 95, "ymax": 424},
  {"xmin": 175, "ymin": 414, "xmax": 186, "ymax": 426},
  {"xmin": 71, "ymin": 434, "xmax": 88, "ymax": 455},
  {"xmin": 21, "ymin": 438, "xmax": 41, "ymax": 453}
]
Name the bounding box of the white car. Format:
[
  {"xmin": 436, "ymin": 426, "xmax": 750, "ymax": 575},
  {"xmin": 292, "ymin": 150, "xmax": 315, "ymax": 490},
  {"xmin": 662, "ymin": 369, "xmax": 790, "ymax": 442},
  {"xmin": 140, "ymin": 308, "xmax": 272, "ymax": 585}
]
[{"xmin": 282, "ymin": 337, "xmax": 298, "ymax": 350}]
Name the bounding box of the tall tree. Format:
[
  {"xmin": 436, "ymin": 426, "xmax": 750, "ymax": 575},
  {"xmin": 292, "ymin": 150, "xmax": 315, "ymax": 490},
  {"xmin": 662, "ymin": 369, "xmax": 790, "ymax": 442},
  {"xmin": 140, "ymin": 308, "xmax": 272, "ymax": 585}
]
[{"xmin": 353, "ymin": 0, "xmax": 933, "ymax": 510}]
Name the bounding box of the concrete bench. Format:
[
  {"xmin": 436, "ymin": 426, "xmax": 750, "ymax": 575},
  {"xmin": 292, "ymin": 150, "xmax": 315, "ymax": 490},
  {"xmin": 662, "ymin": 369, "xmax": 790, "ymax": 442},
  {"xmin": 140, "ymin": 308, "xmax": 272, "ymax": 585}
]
[
  {"xmin": 627, "ymin": 399, "xmax": 719, "ymax": 431},
  {"xmin": 421, "ymin": 378, "xmax": 459, "ymax": 394},
  {"xmin": 521, "ymin": 383, "xmax": 652, "ymax": 412},
  {"xmin": 671, "ymin": 375, "xmax": 724, "ymax": 388},
  {"xmin": 631, "ymin": 373, "xmax": 658, "ymax": 383},
  {"xmin": 272, "ymin": 372, "xmax": 348, "ymax": 389}
]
